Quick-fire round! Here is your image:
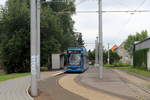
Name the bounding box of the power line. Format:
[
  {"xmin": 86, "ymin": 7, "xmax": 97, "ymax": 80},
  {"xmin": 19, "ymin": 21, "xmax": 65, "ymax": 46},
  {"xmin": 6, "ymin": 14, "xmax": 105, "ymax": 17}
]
[
  {"xmin": 55, "ymin": 10, "xmax": 150, "ymax": 14},
  {"xmin": 55, "ymin": 0, "xmax": 88, "ymax": 14},
  {"xmin": 115, "ymin": 0, "xmax": 147, "ymax": 39},
  {"xmin": 113, "ymin": 0, "xmax": 129, "ymax": 8},
  {"xmin": 76, "ymin": 0, "xmax": 88, "ymax": 6},
  {"xmin": 85, "ymin": 43, "xmax": 95, "ymax": 44},
  {"xmin": 117, "ymin": 14, "xmax": 134, "ymax": 37},
  {"xmin": 135, "ymin": 0, "xmax": 147, "ymax": 10}
]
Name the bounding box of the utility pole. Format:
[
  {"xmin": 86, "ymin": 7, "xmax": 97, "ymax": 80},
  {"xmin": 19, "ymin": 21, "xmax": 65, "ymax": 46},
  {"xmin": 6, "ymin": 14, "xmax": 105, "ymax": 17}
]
[
  {"xmin": 95, "ymin": 37, "xmax": 99, "ymax": 67},
  {"xmin": 31, "ymin": 0, "xmax": 38, "ymax": 96},
  {"xmin": 107, "ymin": 43, "xmax": 110, "ymax": 64},
  {"xmin": 36, "ymin": 0, "xmax": 41, "ymax": 79},
  {"xmin": 98, "ymin": 0, "xmax": 103, "ymax": 79}
]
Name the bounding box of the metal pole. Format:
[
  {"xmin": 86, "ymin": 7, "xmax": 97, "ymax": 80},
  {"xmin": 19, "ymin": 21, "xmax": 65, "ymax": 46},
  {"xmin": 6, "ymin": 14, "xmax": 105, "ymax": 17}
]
[
  {"xmin": 107, "ymin": 43, "xmax": 110, "ymax": 64},
  {"xmin": 95, "ymin": 40, "xmax": 97, "ymax": 65},
  {"xmin": 31, "ymin": 0, "xmax": 38, "ymax": 96},
  {"xmin": 36, "ymin": 0, "xmax": 41, "ymax": 79},
  {"xmin": 95, "ymin": 37, "xmax": 99, "ymax": 67},
  {"xmin": 98, "ymin": 0, "xmax": 103, "ymax": 79}
]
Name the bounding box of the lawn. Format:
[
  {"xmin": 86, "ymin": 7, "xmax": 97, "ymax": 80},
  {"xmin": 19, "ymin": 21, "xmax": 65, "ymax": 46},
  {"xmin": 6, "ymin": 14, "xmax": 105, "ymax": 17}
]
[
  {"xmin": 0, "ymin": 73, "xmax": 30, "ymax": 82},
  {"xmin": 113, "ymin": 66, "xmax": 150, "ymax": 77}
]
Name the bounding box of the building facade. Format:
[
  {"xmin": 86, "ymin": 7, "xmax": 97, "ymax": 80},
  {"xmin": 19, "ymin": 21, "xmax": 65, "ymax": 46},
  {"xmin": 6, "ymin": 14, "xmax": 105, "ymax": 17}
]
[
  {"xmin": 111, "ymin": 43, "xmax": 131, "ymax": 64},
  {"xmin": 134, "ymin": 37, "xmax": 150, "ymax": 70}
]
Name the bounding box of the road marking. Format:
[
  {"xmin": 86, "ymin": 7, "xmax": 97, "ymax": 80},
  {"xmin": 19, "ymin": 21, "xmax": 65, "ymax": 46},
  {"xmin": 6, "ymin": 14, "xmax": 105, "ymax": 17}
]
[{"xmin": 59, "ymin": 74, "xmax": 126, "ymax": 100}]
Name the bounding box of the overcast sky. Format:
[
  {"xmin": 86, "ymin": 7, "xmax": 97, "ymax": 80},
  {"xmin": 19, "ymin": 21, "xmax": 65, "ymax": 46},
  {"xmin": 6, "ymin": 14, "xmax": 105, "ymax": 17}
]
[
  {"xmin": 1, "ymin": 0, "xmax": 150, "ymax": 50},
  {"xmin": 74, "ymin": 0, "xmax": 150, "ymax": 50}
]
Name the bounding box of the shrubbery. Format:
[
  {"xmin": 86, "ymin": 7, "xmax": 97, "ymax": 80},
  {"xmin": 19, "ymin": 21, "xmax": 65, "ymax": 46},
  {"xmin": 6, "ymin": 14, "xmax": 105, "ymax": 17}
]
[
  {"xmin": 104, "ymin": 62, "xmax": 131, "ymax": 67},
  {"xmin": 133, "ymin": 48, "xmax": 149, "ymax": 70}
]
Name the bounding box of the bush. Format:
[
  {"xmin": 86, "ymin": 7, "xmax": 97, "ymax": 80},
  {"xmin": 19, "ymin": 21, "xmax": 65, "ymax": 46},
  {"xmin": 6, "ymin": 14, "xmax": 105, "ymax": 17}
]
[
  {"xmin": 104, "ymin": 62, "xmax": 131, "ymax": 68},
  {"xmin": 112, "ymin": 62, "xmax": 131, "ymax": 67},
  {"xmin": 40, "ymin": 67, "xmax": 49, "ymax": 72},
  {"xmin": 133, "ymin": 48, "xmax": 149, "ymax": 70}
]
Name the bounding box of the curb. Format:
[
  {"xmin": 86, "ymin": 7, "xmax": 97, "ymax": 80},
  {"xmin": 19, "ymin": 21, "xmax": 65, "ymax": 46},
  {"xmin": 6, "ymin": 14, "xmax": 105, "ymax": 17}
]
[
  {"xmin": 27, "ymin": 71, "xmax": 64, "ymax": 100},
  {"xmin": 52, "ymin": 71, "xmax": 65, "ymax": 77},
  {"xmin": 26, "ymin": 84, "xmax": 34, "ymax": 100}
]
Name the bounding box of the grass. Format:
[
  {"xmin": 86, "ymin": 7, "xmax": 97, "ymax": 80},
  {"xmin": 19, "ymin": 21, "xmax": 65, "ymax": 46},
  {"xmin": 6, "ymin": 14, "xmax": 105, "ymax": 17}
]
[
  {"xmin": 112, "ymin": 66, "xmax": 150, "ymax": 77},
  {"xmin": 0, "ymin": 73, "xmax": 30, "ymax": 82},
  {"xmin": 40, "ymin": 66, "xmax": 49, "ymax": 71}
]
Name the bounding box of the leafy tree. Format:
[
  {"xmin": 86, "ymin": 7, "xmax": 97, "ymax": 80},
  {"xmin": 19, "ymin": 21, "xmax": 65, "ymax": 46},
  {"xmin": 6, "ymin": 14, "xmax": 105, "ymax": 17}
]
[
  {"xmin": 40, "ymin": 0, "xmax": 76, "ymax": 66},
  {"xmin": 103, "ymin": 50, "xmax": 121, "ymax": 64},
  {"xmin": 88, "ymin": 49, "xmax": 121, "ymax": 64},
  {"xmin": 0, "ymin": 0, "xmax": 30, "ymax": 73},
  {"xmin": 88, "ymin": 50, "xmax": 95, "ymax": 61},
  {"xmin": 0, "ymin": 0, "xmax": 77, "ymax": 73},
  {"xmin": 124, "ymin": 30, "xmax": 148, "ymax": 55},
  {"xmin": 77, "ymin": 33, "xmax": 84, "ymax": 47}
]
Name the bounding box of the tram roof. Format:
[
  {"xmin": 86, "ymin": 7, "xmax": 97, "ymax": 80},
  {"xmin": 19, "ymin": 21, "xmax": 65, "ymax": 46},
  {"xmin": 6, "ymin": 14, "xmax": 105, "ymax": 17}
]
[{"xmin": 67, "ymin": 48, "xmax": 85, "ymax": 51}]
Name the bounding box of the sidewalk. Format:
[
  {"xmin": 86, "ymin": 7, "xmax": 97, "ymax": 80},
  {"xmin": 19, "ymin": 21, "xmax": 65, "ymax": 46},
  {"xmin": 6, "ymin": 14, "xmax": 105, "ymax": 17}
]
[
  {"xmin": 77, "ymin": 67, "xmax": 150, "ymax": 100},
  {"xmin": 113, "ymin": 69, "xmax": 150, "ymax": 94},
  {"xmin": 0, "ymin": 76, "xmax": 33, "ymax": 100},
  {"xmin": 59, "ymin": 74, "xmax": 125, "ymax": 100},
  {"xmin": 0, "ymin": 71, "xmax": 63, "ymax": 100}
]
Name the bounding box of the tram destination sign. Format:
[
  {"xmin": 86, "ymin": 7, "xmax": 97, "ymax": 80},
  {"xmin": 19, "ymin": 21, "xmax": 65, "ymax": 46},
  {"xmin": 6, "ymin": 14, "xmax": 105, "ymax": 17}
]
[{"xmin": 68, "ymin": 50, "xmax": 81, "ymax": 54}]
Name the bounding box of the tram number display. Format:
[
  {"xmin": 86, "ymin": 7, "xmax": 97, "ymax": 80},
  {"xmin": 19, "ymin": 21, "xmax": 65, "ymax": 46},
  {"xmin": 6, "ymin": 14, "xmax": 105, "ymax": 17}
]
[{"xmin": 68, "ymin": 51, "xmax": 81, "ymax": 54}]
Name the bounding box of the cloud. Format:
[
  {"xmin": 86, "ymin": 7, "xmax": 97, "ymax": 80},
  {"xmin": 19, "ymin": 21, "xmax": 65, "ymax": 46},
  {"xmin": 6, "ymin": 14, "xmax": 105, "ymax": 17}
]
[{"xmin": 0, "ymin": 0, "xmax": 6, "ymax": 6}]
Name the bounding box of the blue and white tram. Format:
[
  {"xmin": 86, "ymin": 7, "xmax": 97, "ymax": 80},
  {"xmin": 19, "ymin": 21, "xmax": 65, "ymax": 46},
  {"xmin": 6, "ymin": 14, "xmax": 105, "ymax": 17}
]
[{"xmin": 64, "ymin": 48, "xmax": 88, "ymax": 72}]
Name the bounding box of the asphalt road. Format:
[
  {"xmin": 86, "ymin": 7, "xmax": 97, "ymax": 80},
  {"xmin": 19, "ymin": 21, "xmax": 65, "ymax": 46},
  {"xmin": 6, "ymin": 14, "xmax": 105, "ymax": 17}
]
[{"xmin": 34, "ymin": 74, "xmax": 88, "ymax": 100}]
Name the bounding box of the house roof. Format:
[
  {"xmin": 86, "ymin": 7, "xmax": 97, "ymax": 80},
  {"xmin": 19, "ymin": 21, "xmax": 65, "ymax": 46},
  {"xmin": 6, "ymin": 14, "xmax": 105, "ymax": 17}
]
[
  {"xmin": 135, "ymin": 37, "xmax": 150, "ymax": 45},
  {"xmin": 111, "ymin": 45, "xmax": 119, "ymax": 51},
  {"xmin": 134, "ymin": 37, "xmax": 150, "ymax": 51}
]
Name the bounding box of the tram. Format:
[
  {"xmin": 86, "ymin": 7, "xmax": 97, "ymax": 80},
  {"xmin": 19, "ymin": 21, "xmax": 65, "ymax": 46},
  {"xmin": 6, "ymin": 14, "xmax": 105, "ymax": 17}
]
[{"xmin": 64, "ymin": 47, "xmax": 88, "ymax": 72}]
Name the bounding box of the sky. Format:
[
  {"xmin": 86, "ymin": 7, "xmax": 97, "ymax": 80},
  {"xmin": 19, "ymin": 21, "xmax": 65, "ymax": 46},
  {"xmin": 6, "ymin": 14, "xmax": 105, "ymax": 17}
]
[
  {"xmin": 1, "ymin": 0, "xmax": 150, "ymax": 50},
  {"xmin": 73, "ymin": 0, "xmax": 150, "ymax": 50}
]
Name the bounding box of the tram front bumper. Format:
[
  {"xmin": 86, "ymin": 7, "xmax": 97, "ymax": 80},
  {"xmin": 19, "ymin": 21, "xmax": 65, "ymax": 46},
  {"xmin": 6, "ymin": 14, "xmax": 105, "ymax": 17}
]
[{"xmin": 65, "ymin": 65, "xmax": 83, "ymax": 72}]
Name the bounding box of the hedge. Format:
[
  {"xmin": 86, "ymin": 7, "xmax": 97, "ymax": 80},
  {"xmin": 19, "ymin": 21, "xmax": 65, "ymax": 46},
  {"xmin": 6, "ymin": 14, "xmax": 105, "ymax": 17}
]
[{"xmin": 133, "ymin": 48, "xmax": 149, "ymax": 69}]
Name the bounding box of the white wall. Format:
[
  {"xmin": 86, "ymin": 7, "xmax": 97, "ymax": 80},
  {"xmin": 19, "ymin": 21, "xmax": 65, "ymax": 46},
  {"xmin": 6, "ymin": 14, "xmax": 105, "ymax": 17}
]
[{"xmin": 52, "ymin": 54, "xmax": 60, "ymax": 70}]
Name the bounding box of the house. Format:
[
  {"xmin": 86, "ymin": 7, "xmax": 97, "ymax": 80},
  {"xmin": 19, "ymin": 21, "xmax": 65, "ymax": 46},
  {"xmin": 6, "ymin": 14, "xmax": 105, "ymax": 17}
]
[
  {"xmin": 111, "ymin": 43, "xmax": 131, "ymax": 64},
  {"xmin": 115, "ymin": 43, "xmax": 131, "ymax": 64},
  {"xmin": 111, "ymin": 45, "xmax": 118, "ymax": 52},
  {"xmin": 134, "ymin": 37, "xmax": 150, "ymax": 70}
]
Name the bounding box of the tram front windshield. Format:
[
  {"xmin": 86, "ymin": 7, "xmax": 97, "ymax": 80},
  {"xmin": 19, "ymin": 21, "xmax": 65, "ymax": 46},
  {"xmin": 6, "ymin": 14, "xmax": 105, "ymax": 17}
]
[{"xmin": 69, "ymin": 54, "xmax": 81, "ymax": 65}]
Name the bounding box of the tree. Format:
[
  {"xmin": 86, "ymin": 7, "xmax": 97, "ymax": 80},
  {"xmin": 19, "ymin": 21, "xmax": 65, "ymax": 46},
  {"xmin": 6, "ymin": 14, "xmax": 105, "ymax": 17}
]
[
  {"xmin": 0, "ymin": 0, "xmax": 77, "ymax": 73},
  {"xmin": 103, "ymin": 50, "xmax": 121, "ymax": 64},
  {"xmin": 88, "ymin": 49, "xmax": 121, "ymax": 65},
  {"xmin": 88, "ymin": 50, "xmax": 95, "ymax": 61},
  {"xmin": 75, "ymin": 32, "xmax": 84, "ymax": 47},
  {"xmin": 124, "ymin": 30, "xmax": 148, "ymax": 55},
  {"xmin": 77, "ymin": 33, "xmax": 84, "ymax": 46},
  {"xmin": 0, "ymin": 0, "xmax": 30, "ymax": 73}
]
